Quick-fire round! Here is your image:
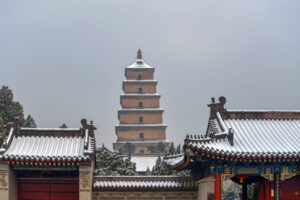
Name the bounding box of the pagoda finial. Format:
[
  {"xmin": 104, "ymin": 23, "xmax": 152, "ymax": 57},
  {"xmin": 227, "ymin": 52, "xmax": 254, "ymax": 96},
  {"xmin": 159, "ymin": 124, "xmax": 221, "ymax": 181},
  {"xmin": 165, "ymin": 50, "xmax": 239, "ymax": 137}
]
[{"xmin": 137, "ymin": 49, "xmax": 142, "ymax": 59}]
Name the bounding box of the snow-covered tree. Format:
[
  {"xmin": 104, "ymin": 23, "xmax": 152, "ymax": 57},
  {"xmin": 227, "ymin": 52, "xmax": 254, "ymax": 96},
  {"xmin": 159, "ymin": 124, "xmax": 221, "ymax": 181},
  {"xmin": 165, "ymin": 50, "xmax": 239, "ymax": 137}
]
[
  {"xmin": 176, "ymin": 144, "xmax": 181, "ymax": 154},
  {"xmin": 0, "ymin": 86, "xmax": 36, "ymax": 146},
  {"xmin": 145, "ymin": 167, "xmax": 151, "ymax": 175},
  {"xmin": 168, "ymin": 142, "xmax": 176, "ymax": 155},
  {"xmin": 95, "ymin": 146, "xmax": 136, "ymax": 176},
  {"xmin": 157, "ymin": 142, "xmax": 166, "ymax": 153},
  {"xmin": 147, "ymin": 142, "xmax": 166, "ymax": 154},
  {"xmin": 59, "ymin": 123, "xmax": 68, "ymax": 128},
  {"xmin": 151, "ymin": 156, "xmax": 172, "ymax": 175},
  {"xmin": 119, "ymin": 142, "xmax": 135, "ymax": 156},
  {"xmin": 24, "ymin": 115, "xmax": 37, "ymax": 128},
  {"xmin": 150, "ymin": 143, "xmax": 191, "ymax": 177},
  {"xmin": 0, "ymin": 117, "xmax": 4, "ymax": 147}
]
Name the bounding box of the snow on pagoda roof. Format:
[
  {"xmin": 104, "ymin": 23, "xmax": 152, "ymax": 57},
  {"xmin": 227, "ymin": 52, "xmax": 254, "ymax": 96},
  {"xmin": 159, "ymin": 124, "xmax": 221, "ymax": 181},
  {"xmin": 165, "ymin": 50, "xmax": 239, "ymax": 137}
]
[
  {"xmin": 115, "ymin": 140, "xmax": 169, "ymax": 144},
  {"xmin": 126, "ymin": 50, "xmax": 154, "ymax": 69},
  {"xmin": 126, "ymin": 59, "xmax": 153, "ymax": 69},
  {"xmin": 121, "ymin": 93, "xmax": 160, "ymax": 97},
  {"xmin": 123, "ymin": 80, "xmax": 157, "ymax": 83},
  {"xmin": 0, "ymin": 119, "xmax": 96, "ymax": 163}
]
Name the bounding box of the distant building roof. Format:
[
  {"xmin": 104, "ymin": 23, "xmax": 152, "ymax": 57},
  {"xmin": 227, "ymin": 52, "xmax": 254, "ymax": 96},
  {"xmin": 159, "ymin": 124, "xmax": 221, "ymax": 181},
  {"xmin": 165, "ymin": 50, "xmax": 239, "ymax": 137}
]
[
  {"xmin": 93, "ymin": 176, "xmax": 197, "ymax": 191},
  {"xmin": 130, "ymin": 155, "xmax": 159, "ymax": 172},
  {"xmin": 0, "ymin": 118, "xmax": 96, "ymax": 163},
  {"xmin": 165, "ymin": 97, "xmax": 300, "ymax": 169}
]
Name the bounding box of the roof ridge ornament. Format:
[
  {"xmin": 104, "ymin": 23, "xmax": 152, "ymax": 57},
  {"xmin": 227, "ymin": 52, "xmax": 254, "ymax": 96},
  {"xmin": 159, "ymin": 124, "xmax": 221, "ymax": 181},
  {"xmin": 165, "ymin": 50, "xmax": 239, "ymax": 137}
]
[
  {"xmin": 207, "ymin": 96, "xmax": 227, "ymax": 120},
  {"xmin": 137, "ymin": 49, "xmax": 142, "ymax": 59}
]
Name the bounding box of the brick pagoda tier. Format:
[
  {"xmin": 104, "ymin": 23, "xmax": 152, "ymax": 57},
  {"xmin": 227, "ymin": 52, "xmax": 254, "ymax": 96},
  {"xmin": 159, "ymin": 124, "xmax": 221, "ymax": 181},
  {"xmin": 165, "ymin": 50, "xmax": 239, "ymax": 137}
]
[{"xmin": 113, "ymin": 50, "xmax": 169, "ymax": 172}]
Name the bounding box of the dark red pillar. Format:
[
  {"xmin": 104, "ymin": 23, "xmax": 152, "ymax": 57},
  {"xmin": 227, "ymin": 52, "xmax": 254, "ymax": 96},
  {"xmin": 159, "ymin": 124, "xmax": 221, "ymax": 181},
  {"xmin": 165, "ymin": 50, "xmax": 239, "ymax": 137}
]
[
  {"xmin": 242, "ymin": 183, "xmax": 247, "ymax": 200},
  {"xmin": 214, "ymin": 174, "xmax": 221, "ymax": 200},
  {"xmin": 265, "ymin": 179, "xmax": 271, "ymax": 200},
  {"xmin": 258, "ymin": 177, "xmax": 265, "ymax": 200}
]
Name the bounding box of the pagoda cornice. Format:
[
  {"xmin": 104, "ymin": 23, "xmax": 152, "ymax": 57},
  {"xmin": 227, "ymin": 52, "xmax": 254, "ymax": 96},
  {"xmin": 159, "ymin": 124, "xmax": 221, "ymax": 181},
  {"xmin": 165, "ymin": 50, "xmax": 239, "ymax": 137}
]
[
  {"xmin": 116, "ymin": 123, "xmax": 167, "ymax": 127},
  {"xmin": 123, "ymin": 80, "xmax": 157, "ymax": 83},
  {"xmin": 118, "ymin": 108, "xmax": 164, "ymax": 112},
  {"xmin": 121, "ymin": 93, "xmax": 160, "ymax": 97},
  {"xmin": 115, "ymin": 139, "xmax": 169, "ymax": 144}
]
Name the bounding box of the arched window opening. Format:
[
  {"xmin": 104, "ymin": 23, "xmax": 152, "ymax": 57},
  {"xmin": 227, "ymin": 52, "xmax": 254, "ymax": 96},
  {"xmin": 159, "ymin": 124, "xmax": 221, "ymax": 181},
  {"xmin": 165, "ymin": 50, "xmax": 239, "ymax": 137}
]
[
  {"xmin": 139, "ymin": 88, "xmax": 143, "ymax": 93},
  {"xmin": 139, "ymin": 116, "xmax": 143, "ymax": 123},
  {"xmin": 138, "ymin": 74, "xmax": 142, "ymax": 80},
  {"xmin": 139, "ymin": 102, "xmax": 143, "ymax": 108},
  {"xmin": 139, "ymin": 133, "xmax": 144, "ymax": 139},
  {"xmin": 140, "ymin": 149, "xmax": 144, "ymax": 154}
]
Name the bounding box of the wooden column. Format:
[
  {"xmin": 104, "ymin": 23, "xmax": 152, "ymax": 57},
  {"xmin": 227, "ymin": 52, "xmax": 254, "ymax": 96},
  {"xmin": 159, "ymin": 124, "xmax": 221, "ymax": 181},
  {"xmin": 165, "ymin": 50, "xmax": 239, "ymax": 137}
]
[
  {"xmin": 242, "ymin": 183, "xmax": 247, "ymax": 200},
  {"xmin": 258, "ymin": 177, "xmax": 265, "ymax": 200},
  {"xmin": 265, "ymin": 179, "xmax": 270, "ymax": 200},
  {"xmin": 214, "ymin": 174, "xmax": 221, "ymax": 200}
]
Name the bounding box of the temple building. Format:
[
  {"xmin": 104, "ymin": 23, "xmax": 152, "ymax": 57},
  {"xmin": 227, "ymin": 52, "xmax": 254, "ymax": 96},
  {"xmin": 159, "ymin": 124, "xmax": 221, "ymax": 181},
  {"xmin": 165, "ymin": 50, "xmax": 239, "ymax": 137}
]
[
  {"xmin": 0, "ymin": 118, "xmax": 96, "ymax": 200},
  {"xmin": 164, "ymin": 96, "xmax": 300, "ymax": 200},
  {"xmin": 0, "ymin": 118, "xmax": 196, "ymax": 200},
  {"xmin": 114, "ymin": 50, "xmax": 169, "ymax": 172}
]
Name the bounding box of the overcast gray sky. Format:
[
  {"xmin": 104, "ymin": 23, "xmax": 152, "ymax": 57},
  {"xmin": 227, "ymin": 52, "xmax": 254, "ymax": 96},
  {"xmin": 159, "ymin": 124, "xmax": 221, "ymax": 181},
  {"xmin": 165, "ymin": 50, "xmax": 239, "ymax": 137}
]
[{"xmin": 1, "ymin": 1, "xmax": 300, "ymax": 150}]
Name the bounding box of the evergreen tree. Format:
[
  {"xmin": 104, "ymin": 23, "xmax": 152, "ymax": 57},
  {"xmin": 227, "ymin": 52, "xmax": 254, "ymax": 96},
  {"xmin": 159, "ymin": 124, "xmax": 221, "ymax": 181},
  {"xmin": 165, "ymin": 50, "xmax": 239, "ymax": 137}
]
[
  {"xmin": 147, "ymin": 145, "xmax": 157, "ymax": 153},
  {"xmin": 59, "ymin": 123, "xmax": 68, "ymax": 128},
  {"xmin": 0, "ymin": 86, "xmax": 36, "ymax": 146},
  {"xmin": 168, "ymin": 142, "xmax": 176, "ymax": 155},
  {"xmin": 157, "ymin": 142, "xmax": 166, "ymax": 153},
  {"xmin": 0, "ymin": 86, "xmax": 25, "ymax": 124},
  {"xmin": 151, "ymin": 156, "xmax": 172, "ymax": 175},
  {"xmin": 176, "ymin": 144, "xmax": 181, "ymax": 154},
  {"xmin": 95, "ymin": 146, "xmax": 136, "ymax": 176},
  {"xmin": 150, "ymin": 143, "xmax": 192, "ymax": 177},
  {"xmin": 119, "ymin": 142, "xmax": 135, "ymax": 156},
  {"xmin": 145, "ymin": 167, "xmax": 151, "ymax": 175},
  {"xmin": 0, "ymin": 117, "xmax": 5, "ymax": 147},
  {"xmin": 23, "ymin": 115, "xmax": 37, "ymax": 128}
]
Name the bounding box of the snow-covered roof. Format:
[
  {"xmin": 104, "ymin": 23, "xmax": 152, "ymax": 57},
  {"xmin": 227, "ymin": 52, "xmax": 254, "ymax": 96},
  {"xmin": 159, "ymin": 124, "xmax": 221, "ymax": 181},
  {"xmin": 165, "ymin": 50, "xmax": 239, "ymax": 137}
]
[
  {"xmin": 189, "ymin": 115, "xmax": 300, "ymax": 158},
  {"xmin": 164, "ymin": 154, "xmax": 185, "ymax": 168},
  {"xmin": 131, "ymin": 155, "xmax": 159, "ymax": 172},
  {"xmin": 93, "ymin": 176, "xmax": 197, "ymax": 191},
  {"xmin": 165, "ymin": 97, "xmax": 300, "ymax": 169},
  {"xmin": 0, "ymin": 119, "xmax": 96, "ymax": 163}
]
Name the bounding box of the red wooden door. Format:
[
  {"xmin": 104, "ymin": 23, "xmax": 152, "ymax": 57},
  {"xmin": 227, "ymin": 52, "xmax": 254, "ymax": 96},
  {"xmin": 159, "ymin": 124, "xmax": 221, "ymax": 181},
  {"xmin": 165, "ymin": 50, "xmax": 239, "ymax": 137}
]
[
  {"xmin": 18, "ymin": 179, "xmax": 79, "ymax": 200},
  {"xmin": 281, "ymin": 176, "xmax": 300, "ymax": 200}
]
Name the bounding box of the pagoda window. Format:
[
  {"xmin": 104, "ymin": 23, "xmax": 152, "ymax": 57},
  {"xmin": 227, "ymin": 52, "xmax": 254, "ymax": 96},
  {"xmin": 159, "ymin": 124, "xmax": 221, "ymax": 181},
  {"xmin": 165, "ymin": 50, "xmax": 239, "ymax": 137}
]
[
  {"xmin": 139, "ymin": 132, "xmax": 144, "ymax": 139},
  {"xmin": 139, "ymin": 102, "xmax": 143, "ymax": 108},
  {"xmin": 140, "ymin": 149, "xmax": 144, "ymax": 154},
  {"xmin": 138, "ymin": 74, "xmax": 142, "ymax": 80},
  {"xmin": 139, "ymin": 116, "xmax": 143, "ymax": 123},
  {"xmin": 139, "ymin": 88, "xmax": 143, "ymax": 93}
]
